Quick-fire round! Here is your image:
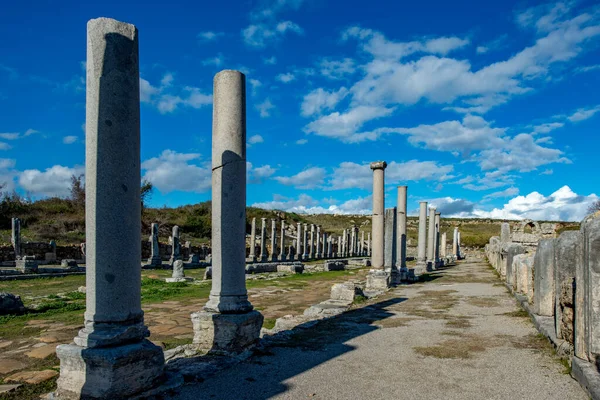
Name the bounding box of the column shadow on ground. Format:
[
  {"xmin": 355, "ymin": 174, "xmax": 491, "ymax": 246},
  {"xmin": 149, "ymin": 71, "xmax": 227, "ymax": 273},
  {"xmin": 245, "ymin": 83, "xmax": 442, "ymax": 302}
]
[{"xmin": 173, "ymin": 297, "xmax": 407, "ymax": 400}]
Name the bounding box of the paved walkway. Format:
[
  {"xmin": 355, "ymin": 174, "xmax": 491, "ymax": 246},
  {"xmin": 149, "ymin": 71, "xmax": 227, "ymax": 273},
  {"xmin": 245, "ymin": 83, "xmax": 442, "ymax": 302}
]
[{"xmin": 174, "ymin": 258, "xmax": 586, "ymax": 400}]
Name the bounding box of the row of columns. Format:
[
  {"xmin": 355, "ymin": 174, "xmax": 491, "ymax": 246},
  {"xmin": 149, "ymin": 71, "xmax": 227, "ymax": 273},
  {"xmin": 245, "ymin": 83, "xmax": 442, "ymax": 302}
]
[{"xmin": 246, "ymin": 219, "xmax": 370, "ymax": 262}]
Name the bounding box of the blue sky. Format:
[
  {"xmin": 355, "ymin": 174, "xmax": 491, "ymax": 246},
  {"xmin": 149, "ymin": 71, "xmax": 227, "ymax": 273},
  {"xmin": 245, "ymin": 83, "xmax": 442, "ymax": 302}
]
[{"xmin": 1, "ymin": 0, "xmax": 599, "ymax": 221}]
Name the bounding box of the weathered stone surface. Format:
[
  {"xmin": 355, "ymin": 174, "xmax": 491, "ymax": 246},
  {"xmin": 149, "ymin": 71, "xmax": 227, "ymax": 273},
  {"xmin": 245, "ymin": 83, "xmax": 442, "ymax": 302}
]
[
  {"xmin": 0, "ymin": 293, "xmax": 25, "ymax": 315},
  {"xmin": 15, "ymin": 257, "xmax": 38, "ymax": 273},
  {"xmin": 505, "ymin": 244, "xmax": 526, "ymax": 289},
  {"xmin": 6, "ymin": 369, "xmax": 58, "ymax": 384},
  {"xmin": 514, "ymin": 254, "xmax": 534, "ymax": 294},
  {"xmin": 501, "ymin": 222, "xmax": 511, "ymax": 243},
  {"xmin": 303, "ymin": 300, "xmax": 350, "ymax": 318},
  {"xmin": 553, "ymin": 231, "xmax": 579, "ymax": 344},
  {"xmin": 276, "ymin": 264, "xmax": 304, "ymax": 274},
  {"xmin": 191, "ymin": 310, "xmax": 263, "ymax": 354},
  {"xmin": 55, "ymin": 341, "xmax": 164, "ymax": 399},
  {"xmin": 533, "ymin": 239, "xmax": 556, "ymax": 316},
  {"xmin": 384, "ymin": 207, "xmax": 397, "ymax": 271},
  {"xmin": 416, "ymin": 201, "xmax": 428, "ymax": 275},
  {"xmin": 0, "ymin": 384, "xmax": 21, "ymax": 394},
  {"xmin": 369, "ymin": 161, "xmax": 386, "ymax": 271},
  {"xmin": 323, "ymin": 260, "xmax": 346, "ymax": 271},
  {"xmin": 25, "ymin": 344, "xmax": 57, "ymax": 359},
  {"xmin": 581, "ymin": 212, "xmax": 600, "ymax": 363},
  {"xmin": 60, "ymin": 259, "xmax": 78, "ymax": 269},
  {"xmin": 427, "ymin": 207, "xmax": 436, "ymax": 267},
  {"xmin": 0, "ymin": 359, "xmax": 27, "ymax": 374},
  {"xmin": 397, "ymin": 186, "xmax": 408, "ymax": 275},
  {"xmin": 330, "ymin": 283, "xmax": 362, "ymax": 303},
  {"xmin": 366, "ymin": 270, "xmax": 389, "ymax": 292}
]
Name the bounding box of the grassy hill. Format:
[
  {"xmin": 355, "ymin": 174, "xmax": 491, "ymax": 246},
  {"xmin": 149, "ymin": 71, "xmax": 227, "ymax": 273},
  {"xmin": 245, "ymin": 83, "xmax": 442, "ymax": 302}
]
[{"xmin": 0, "ymin": 195, "xmax": 579, "ymax": 248}]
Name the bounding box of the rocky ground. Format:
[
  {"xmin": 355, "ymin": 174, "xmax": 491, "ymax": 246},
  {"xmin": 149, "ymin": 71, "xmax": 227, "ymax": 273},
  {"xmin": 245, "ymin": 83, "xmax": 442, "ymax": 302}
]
[{"xmin": 174, "ymin": 258, "xmax": 586, "ymax": 400}]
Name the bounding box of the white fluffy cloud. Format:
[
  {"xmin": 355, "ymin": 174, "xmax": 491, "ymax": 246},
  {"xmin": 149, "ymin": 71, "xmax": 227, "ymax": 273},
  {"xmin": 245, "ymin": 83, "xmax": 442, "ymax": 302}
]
[
  {"xmin": 140, "ymin": 74, "xmax": 212, "ymax": 114},
  {"xmin": 256, "ymin": 98, "xmax": 275, "ymax": 118},
  {"xmin": 19, "ymin": 164, "xmax": 84, "ymax": 198},
  {"xmin": 197, "ymin": 31, "xmax": 224, "ymax": 42},
  {"xmin": 275, "ymin": 72, "xmax": 296, "ymax": 83},
  {"xmin": 242, "ymin": 21, "xmax": 303, "ymax": 48},
  {"xmin": 301, "ymin": 87, "xmax": 349, "ymax": 117},
  {"xmin": 62, "ymin": 136, "xmax": 78, "ymax": 144},
  {"xmin": 252, "ymin": 193, "xmax": 372, "ymax": 214},
  {"xmin": 327, "ymin": 160, "xmax": 453, "ymax": 190},
  {"xmin": 247, "ymin": 162, "xmax": 276, "ymax": 184},
  {"xmin": 142, "ymin": 150, "xmax": 211, "ymax": 193},
  {"xmin": 248, "ymin": 134, "xmax": 264, "ymax": 145},
  {"xmin": 274, "ymin": 167, "xmax": 326, "ymax": 189}
]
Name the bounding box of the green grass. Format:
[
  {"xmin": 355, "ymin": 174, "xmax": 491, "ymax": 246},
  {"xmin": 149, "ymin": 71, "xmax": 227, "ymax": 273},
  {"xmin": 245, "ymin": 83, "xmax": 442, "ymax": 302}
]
[
  {"xmin": 0, "ymin": 376, "xmax": 58, "ymax": 400},
  {"xmin": 262, "ymin": 318, "xmax": 277, "ymax": 330}
]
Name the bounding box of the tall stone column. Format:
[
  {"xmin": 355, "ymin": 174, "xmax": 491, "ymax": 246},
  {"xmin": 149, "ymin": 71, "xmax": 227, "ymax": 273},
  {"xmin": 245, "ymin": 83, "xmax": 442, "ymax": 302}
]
[
  {"xmin": 192, "ymin": 70, "xmax": 262, "ymax": 353},
  {"xmin": 452, "ymin": 227, "xmax": 458, "ymax": 258},
  {"xmin": 247, "ymin": 217, "xmax": 257, "ymax": 262},
  {"xmin": 341, "ymin": 229, "xmax": 346, "ymax": 257},
  {"xmin": 147, "ymin": 223, "xmax": 162, "ymax": 267},
  {"xmin": 323, "ymin": 233, "xmax": 329, "ymax": 258},
  {"xmin": 441, "ymin": 232, "xmax": 447, "ymax": 258},
  {"xmin": 350, "ymin": 227, "xmax": 355, "ymax": 257},
  {"xmin": 416, "ymin": 201, "xmax": 428, "ymax": 275},
  {"xmin": 170, "ymin": 225, "xmax": 181, "ymax": 265},
  {"xmin": 259, "ymin": 218, "xmax": 267, "ymax": 262},
  {"xmin": 316, "ymin": 226, "xmax": 322, "ymax": 258},
  {"xmin": 296, "ymin": 223, "xmax": 302, "ymax": 261},
  {"xmin": 55, "ymin": 18, "xmax": 164, "ymax": 398},
  {"xmin": 309, "ymin": 224, "xmax": 315, "ymax": 259},
  {"xmin": 384, "ymin": 207, "xmax": 399, "ymax": 284},
  {"xmin": 366, "ymin": 161, "xmax": 389, "ymax": 291},
  {"xmin": 336, "ymin": 236, "xmax": 341, "ymax": 258},
  {"xmin": 270, "ymin": 219, "xmax": 277, "ymax": 261},
  {"xmin": 367, "ymin": 232, "xmax": 371, "ymax": 256},
  {"xmin": 360, "ymin": 231, "xmax": 365, "ymax": 256},
  {"xmin": 279, "ymin": 221, "xmax": 286, "ymax": 261},
  {"xmin": 457, "ymin": 231, "xmax": 462, "ymax": 259},
  {"xmin": 302, "ymin": 223, "xmax": 308, "ymax": 259},
  {"xmin": 11, "ymin": 217, "xmax": 21, "ymax": 260},
  {"xmin": 434, "ymin": 212, "xmax": 441, "ymax": 268},
  {"xmin": 396, "ymin": 186, "xmax": 408, "ymax": 280},
  {"xmin": 427, "ymin": 207, "xmax": 437, "ymax": 270},
  {"xmin": 288, "ymin": 239, "xmax": 295, "ymax": 260}
]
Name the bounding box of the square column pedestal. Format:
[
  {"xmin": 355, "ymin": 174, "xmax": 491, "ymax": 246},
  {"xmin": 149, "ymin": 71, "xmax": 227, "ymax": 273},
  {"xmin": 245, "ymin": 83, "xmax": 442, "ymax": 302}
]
[
  {"xmin": 191, "ymin": 310, "xmax": 263, "ymax": 354},
  {"xmin": 55, "ymin": 341, "xmax": 165, "ymax": 399},
  {"xmin": 366, "ymin": 270, "xmax": 390, "ymax": 293}
]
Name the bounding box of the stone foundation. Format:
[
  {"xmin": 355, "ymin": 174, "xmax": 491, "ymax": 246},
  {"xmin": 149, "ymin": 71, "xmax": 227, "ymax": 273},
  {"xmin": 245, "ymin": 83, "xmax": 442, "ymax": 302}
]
[
  {"xmin": 191, "ymin": 310, "xmax": 263, "ymax": 354},
  {"xmin": 54, "ymin": 340, "xmax": 164, "ymax": 399}
]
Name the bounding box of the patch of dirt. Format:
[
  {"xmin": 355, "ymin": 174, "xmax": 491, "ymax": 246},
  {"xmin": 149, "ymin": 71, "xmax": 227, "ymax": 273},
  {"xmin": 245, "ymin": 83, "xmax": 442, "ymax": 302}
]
[
  {"xmin": 465, "ymin": 297, "xmax": 501, "ymax": 308},
  {"xmin": 413, "ymin": 334, "xmax": 499, "ymax": 359}
]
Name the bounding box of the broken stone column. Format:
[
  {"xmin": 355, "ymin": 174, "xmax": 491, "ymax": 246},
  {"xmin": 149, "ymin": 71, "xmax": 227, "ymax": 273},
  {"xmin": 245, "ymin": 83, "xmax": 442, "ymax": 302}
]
[
  {"xmin": 366, "ymin": 161, "xmax": 389, "ymax": 291},
  {"xmin": 279, "ymin": 220, "xmax": 286, "ymax": 261},
  {"xmin": 170, "ymin": 225, "xmax": 181, "ymax": 265},
  {"xmin": 302, "ymin": 223, "xmax": 308, "ymax": 260},
  {"xmin": 416, "ymin": 201, "xmax": 428, "ymax": 275},
  {"xmin": 514, "ymin": 254, "xmax": 533, "ymax": 294},
  {"xmin": 501, "ymin": 222, "xmax": 511, "ymax": 243},
  {"xmin": 533, "ymin": 239, "xmax": 556, "ymax": 316},
  {"xmin": 396, "ymin": 186, "xmax": 408, "ymax": 280},
  {"xmin": 247, "ymin": 217, "xmax": 257, "ymax": 262},
  {"xmin": 553, "ymin": 231, "xmax": 579, "ymax": 343},
  {"xmin": 452, "ymin": 227, "xmax": 458, "ymax": 258},
  {"xmin": 192, "ymin": 70, "xmax": 262, "ymax": 353},
  {"xmin": 580, "ymin": 213, "xmax": 600, "ymax": 362},
  {"xmin": 427, "ymin": 207, "xmax": 437, "ymax": 270},
  {"xmin": 166, "ymin": 260, "xmax": 192, "ymax": 283},
  {"xmin": 11, "ymin": 217, "xmax": 20, "ymax": 260},
  {"xmin": 505, "ymin": 243, "xmax": 526, "ymax": 290},
  {"xmin": 384, "ymin": 207, "xmax": 399, "ymax": 284},
  {"xmin": 260, "ymin": 218, "xmax": 267, "ymax": 262},
  {"xmin": 441, "ymin": 232, "xmax": 447, "ymax": 258},
  {"xmin": 147, "ymin": 223, "xmax": 162, "ymax": 267},
  {"xmin": 296, "ymin": 222, "xmax": 302, "ymax": 261},
  {"xmin": 270, "ymin": 219, "xmax": 277, "ymax": 262},
  {"xmin": 55, "ymin": 18, "xmax": 164, "ymax": 399}
]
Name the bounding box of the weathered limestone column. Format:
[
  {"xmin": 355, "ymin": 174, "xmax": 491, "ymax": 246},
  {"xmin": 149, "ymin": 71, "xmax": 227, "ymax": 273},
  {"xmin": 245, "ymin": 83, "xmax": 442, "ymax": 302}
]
[
  {"xmin": 441, "ymin": 232, "xmax": 447, "ymax": 258},
  {"xmin": 367, "ymin": 232, "xmax": 371, "ymax": 256},
  {"xmin": 533, "ymin": 239, "xmax": 556, "ymax": 316},
  {"xmin": 366, "ymin": 161, "xmax": 389, "ymax": 291},
  {"xmin": 501, "ymin": 222, "xmax": 511, "ymax": 243},
  {"xmin": 350, "ymin": 227, "xmax": 356, "ymax": 257},
  {"xmin": 296, "ymin": 222, "xmax": 302, "ymax": 261},
  {"xmin": 279, "ymin": 221, "xmax": 286, "ymax": 261},
  {"xmin": 11, "ymin": 217, "xmax": 21, "ymax": 259},
  {"xmin": 147, "ymin": 223, "xmax": 162, "ymax": 267},
  {"xmin": 324, "ymin": 233, "xmax": 329, "ymax": 258},
  {"xmin": 396, "ymin": 186, "xmax": 408, "ymax": 279},
  {"xmin": 288, "ymin": 240, "xmax": 295, "ymax": 260},
  {"xmin": 55, "ymin": 18, "xmax": 164, "ymax": 398},
  {"xmin": 457, "ymin": 231, "xmax": 462, "ymax": 259},
  {"xmin": 248, "ymin": 217, "xmax": 257, "ymax": 262},
  {"xmin": 384, "ymin": 207, "xmax": 399, "ymax": 284},
  {"xmin": 581, "ymin": 213, "xmax": 600, "ymax": 362},
  {"xmin": 415, "ymin": 202, "xmax": 428, "ymax": 275},
  {"xmin": 434, "ymin": 212, "xmax": 441, "ymax": 267},
  {"xmin": 192, "ymin": 70, "xmax": 262, "ymax": 353},
  {"xmin": 270, "ymin": 219, "xmax": 277, "ymax": 261},
  {"xmin": 308, "ymin": 224, "xmax": 315, "ymax": 259},
  {"xmin": 341, "ymin": 229, "xmax": 347, "ymax": 257},
  {"xmin": 169, "ymin": 225, "xmax": 181, "ymax": 264},
  {"xmin": 259, "ymin": 218, "xmax": 267, "ymax": 262},
  {"xmin": 426, "ymin": 207, "xmax": 436, "ymax": 270},
  {"xmin": 575, "ymin": 218, "xmax": 589, "ymax": 360},
  {"xmin": 316, "ymin": 225, "xmax": 322, "ymax": 258},
  {"xmin": 337, "ymin": 236, "xmax": 342, "ymax": 258},
  {"xmin": 302, "ymin": 223, "xmax": 308, "ymax": 259},
  {"xmin": 553, "ymin": 231, "xmax": 579, "ymax": 342},
  {"xmin": 360, "ymin": 231, "xmax": 364, "ymax": 256},
  {"xmin": 452, "ymin": 227, "xmax": 458, "ymax": 258}
]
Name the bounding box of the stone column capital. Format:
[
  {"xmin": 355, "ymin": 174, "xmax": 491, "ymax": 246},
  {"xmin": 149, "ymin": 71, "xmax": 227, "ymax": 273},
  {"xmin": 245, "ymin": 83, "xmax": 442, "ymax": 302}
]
[{"xmin": 370, "ymin": 161, "xmax": 387, "ymax": 170}]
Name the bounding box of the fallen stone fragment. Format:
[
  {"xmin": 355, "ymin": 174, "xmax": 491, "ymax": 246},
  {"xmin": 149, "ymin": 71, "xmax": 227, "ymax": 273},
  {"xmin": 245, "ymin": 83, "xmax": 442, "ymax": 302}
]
[{"xmin": 5, "ymin": 369, "xmax": 58, "ymax": 384}]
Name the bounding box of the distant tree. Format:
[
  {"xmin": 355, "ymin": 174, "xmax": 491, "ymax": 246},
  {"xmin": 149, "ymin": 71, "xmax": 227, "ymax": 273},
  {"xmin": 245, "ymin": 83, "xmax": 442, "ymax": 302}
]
[
  {"xmin": 70, "ymin": 174, "xmax": 86, "ymax": 208},
  {"xmin": 141, "ymin": 179, "xmax": 153, "ymax": 210},
  {"xmin": 588, "ymin": 200, "xmax": 600, "ymax": 214}
]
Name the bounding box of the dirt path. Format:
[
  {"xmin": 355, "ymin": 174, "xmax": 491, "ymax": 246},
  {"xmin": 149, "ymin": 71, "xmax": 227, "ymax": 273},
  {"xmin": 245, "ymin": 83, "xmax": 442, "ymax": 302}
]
[{"xmin": 173, "ymin": 258, "xmax": 586, "ymax": 400}]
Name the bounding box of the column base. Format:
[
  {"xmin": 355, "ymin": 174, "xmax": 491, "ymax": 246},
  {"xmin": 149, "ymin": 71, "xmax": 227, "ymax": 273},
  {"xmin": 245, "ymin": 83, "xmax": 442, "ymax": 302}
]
[
  {"xmin": 389, "ymin": 269, "xmax": 402, "ymax": 285},
  {"xmin": 399, "ymin": 266, "xmax": 409, "ymax": 282},
  {"xmin": 54, "ymin": 340, "xmax": 165, "ymax": 399},
  {"xmin": 426, "ymin": 261, "xmax": 434, "ymax": 272},
  {"xmin": 279, "ymin": 254, "xmax": 286, "ymax": 262},
  {"xmin": 365, "ymin": 270, "xmax": 390, "ymax": 292},
  {"xmin": 415, "ymin": 261, "xmax": 427, "ymax": 276},
  {"xmin": 16, "ymin": 258, "xmax": 38, "ymax": 273},
  {"xmin": 269, "ymin": 255, "xmax": 278, "ymax": 262},
  {"xmin": 245, "ymin": 256, "xmax": 257, "ymax": 263},
  {"xmin": 146, "ymin": 256, "xmax": 162, "ymax": 267},
  {"xmin": 165, "ymin": 277, "xmax": 193, "ymax": 283},
  {"xmin": 191, "ymin": 310, "xmax": 263, "ymax": 354}
]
